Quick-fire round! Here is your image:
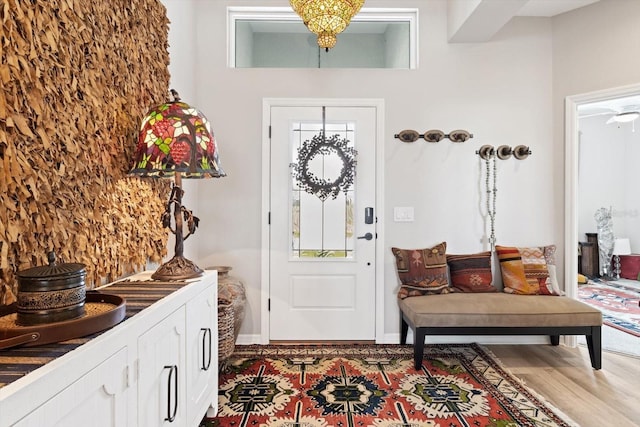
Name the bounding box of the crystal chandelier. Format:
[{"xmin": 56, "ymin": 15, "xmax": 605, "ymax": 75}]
[{"xmin": 290, "ymin": 0, "xmax": 365, "ymax": 51}]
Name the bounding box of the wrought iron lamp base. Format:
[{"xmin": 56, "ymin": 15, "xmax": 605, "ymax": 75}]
[{"xmin": 152, "ymin": 255, "xmax": 204, "ymax": 281}]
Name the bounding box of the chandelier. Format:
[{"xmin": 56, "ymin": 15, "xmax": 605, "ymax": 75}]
[{"xmin": 290, "ymin": 0, "xmax": 365, "ymax": 51}]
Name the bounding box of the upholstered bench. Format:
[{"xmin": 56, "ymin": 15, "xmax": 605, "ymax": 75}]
[{"xmin": 399, "ymin": 293, "xmax": 603, "ymax": 370}]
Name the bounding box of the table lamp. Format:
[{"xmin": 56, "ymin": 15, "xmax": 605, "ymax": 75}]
[
  {"xmin": 129, "ymin": 90, "xmax": 225, "ymax": 280},
  {"xmin": 612, "ymin": 237, "xmax": 631, "ymax": 280}
]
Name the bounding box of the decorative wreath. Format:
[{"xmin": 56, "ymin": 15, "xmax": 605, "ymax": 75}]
[{"xmin": 292, "ymin": 133, "xmax": 357, "ymax": 201}]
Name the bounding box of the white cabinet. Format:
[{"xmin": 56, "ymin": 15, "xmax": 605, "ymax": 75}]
[
  {"xmin": 185, "ymin": 286, "xmax": 217, "ymax": 425},
  {"xmin": 0, "ymin": 271, "xmax": 218, "ymax": 427},
  {"xmin": 138, "ymin": 307, "xmax": 186, "ymax": 426},
  {"xmin": 13, "ymin": 347, "xmax": 128, "ymax": 427}
]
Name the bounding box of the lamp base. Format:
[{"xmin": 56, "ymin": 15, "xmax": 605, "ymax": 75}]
[{"xmin": 152, "ymin": 255, "xmax": 204, "ymax": 281}]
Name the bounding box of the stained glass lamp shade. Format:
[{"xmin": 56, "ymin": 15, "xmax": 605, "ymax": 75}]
[
  {"xmin": 129, "ymin": 90, "xmax": 225, "ymax": 280},
  {"xmin": 290, "ymin": 0, "xmax": 365, "ymax": 51}
]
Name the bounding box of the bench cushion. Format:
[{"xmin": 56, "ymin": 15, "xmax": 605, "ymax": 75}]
[{"xmin": 398, "ymin": 293, "xmax": 602, "ymax": 328}]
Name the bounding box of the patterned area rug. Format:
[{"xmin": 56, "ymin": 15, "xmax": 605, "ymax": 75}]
[
  {"xmin": 201, "ymin": 344, "xmax": 577, "ymax": 427},
  {"xmin": 578, "ymin": 283, "xmax": 640, "ymax": 337}
]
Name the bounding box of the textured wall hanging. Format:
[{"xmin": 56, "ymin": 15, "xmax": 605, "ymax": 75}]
[{"xmin": 0, "ymin": 0, "xmax": 171, "ymax": 293}]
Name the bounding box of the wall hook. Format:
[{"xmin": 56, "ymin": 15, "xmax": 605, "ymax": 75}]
[
  {"xmin": 448, "ymin": 130, "xmax": 473, "ymax": 143},
  {"xmin": 423, "ymin": 129, "xmax": 445, "ymax": 143},
  {"xmin": 513, "ymin": 145, "xmax": 531, "ymax": 160},
  {"xmin": 395, "ymin": 129, "xmax": 420, "ymax": 143},
  {"xmin": 496, "ymin": 145, "xmax": 512, "ymax": 160},
  {"xmin": 476, "ymin": 145, "xmax": 495, "ymax": 160}
]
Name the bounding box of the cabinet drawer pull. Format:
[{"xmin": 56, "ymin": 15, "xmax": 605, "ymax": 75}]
[
  {"xmin": 164, "ymin": 365, "xmax": 179, "ymax": 422},
  {"xmin": 201, "ymin": 327, "xmax": 212, "ymax": 371}
]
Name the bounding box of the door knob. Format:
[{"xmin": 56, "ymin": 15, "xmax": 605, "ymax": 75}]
[{"xmin": 357, "ymin": 232, "xmax": 373, "ymax": 240}]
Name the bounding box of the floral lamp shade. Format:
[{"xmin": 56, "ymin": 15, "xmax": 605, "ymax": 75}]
[
  {"xmin": 130, "ymin": 99, "xmax": 225, "ymax": 178},
  {"xmin": 128, "ymin": 91, "xmax": 225, "ymax": 281}
]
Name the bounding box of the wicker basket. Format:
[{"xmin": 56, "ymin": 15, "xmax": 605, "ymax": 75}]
[{"xmin": 218, "ymin": 299, "xmax": 235, "ymax": 363}]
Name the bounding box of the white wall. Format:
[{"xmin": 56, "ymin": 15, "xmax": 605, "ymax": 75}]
[
  {"xmin": 551, "ymin": 0, "xmax": 640, "ymax": 284},
  {"xmin": 578, "ymin": 116, "xmax": 640, "ymax": 252},
  {"xmin": 153, "ymin": 0, "xmax": 640, "ymax": 344},
  {"xmin": 166, "ymin": 0, "xmax": 555, "ymax": 343},
  {"xmin": 160, "ymin": 0, "xmax": 199, "ymax": 262}
]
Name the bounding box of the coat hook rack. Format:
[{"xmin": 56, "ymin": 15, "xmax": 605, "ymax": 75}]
[
  {"xmin": 476, "ymin": 144, "xmax": 531, "ymax": 160},
  {"xmin": 395, "ymin": 129, "xmax": 474, "ymax": 143}
]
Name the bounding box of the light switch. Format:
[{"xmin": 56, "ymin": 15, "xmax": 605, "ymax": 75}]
[{"xmin": 394, "ymin": 207, "xmax": 414, "ymax": 222}]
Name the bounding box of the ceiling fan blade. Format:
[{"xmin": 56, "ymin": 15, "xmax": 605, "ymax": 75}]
[{"xmin": 579, "ymin": 111, "xmax": 617, "ymax": 119}]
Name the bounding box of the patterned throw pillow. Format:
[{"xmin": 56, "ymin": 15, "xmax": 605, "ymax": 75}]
[
  {"xmin": 446, "ymin": 251, "xmax": 497, "ymax": 293},
  {"xmin": 392, "ymin": 242, "xmax": 451, "ymax": 299},
  {"xmin": 496, "ymin": 245, "xmax": 561, "ymax": 295}
]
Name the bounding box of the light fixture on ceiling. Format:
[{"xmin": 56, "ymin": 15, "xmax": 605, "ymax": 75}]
[
  {"xmin": 606, "ymin": 111, "xmax": 640, "ymax": 124},
  {"xmin": 290, "ymin": 0, "xmax": 365, "ymax": 51}
]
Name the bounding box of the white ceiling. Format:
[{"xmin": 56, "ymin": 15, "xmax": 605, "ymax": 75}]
[{"xmin": 515, "ymin": 0, "xmax": 600, "ymax": 17}]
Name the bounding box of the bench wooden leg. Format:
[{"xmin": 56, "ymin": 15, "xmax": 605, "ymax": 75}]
[
  {"xmin": 550, "ymin": 335, "xmax": 560, "ymax": 345},
  {"xmin": 586, "ymin": 326, "xmax": 602, "ymax": 370},
  {"xmin": 414, "ymin": 328, "xmax": 426, "ymax": 370},
  {"xmin": 400, "ymin": 311, "xmax": 408, "ymax": 345}
]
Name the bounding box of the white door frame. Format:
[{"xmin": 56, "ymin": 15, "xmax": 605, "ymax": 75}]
[
  {"xmin": 564, "ymin": 82, "xmax": 640, "ymax": 346},
  {"xmin": 261, "ymin": 98, "xmax": 385, "ymax": 344}
]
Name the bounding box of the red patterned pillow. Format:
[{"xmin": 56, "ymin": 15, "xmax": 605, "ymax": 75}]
[
  {"xmin": 496, "ymin": 245, "xmax": 561, "ymax": 295},
  {"xmin": 446, "ymin": 251, "xmax": 497, "ymax": 293},
  {"xmin": 392, "ymin": 242, "xmax": 451, "ymax": 299}
]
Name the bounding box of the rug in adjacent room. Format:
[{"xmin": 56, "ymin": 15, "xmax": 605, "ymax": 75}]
[
  {"xmin": 201, "ymin": 344, "xmax": 577, "ymax": 427},
  {"xmin": 578, "ymin": 283, "xmax": 640, "ymax": 337}
]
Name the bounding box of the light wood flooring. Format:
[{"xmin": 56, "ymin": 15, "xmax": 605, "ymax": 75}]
[{"xmin": 488, "ymin": 344, "xmax": 640, "ymax": 427}]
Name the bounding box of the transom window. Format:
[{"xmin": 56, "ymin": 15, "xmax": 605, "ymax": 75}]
[{"xmin": 228, "ymin": 7, "xmax": 418, "ymax": 69}]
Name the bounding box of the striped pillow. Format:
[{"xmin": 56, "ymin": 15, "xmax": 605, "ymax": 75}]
[
  {"xmin": 447, "ymin": 251, "xmax": 496, "ymax": 293},
  {"xmin": 496, "ymin": 245, "xmax": 561, "ymax": 295}
]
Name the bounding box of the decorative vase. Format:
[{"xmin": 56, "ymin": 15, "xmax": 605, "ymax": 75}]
[{"xmin": 594, "ymin": 208, "xmax": 614, "ymax": 278}]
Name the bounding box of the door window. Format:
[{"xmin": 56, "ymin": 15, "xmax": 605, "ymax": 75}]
[{"xmin": 290, "ymin": 121, "xmax": 356, "ymax": 259}]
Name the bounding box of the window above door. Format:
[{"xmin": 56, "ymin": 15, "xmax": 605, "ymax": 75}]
[{"xmin": 228, "ymin": 7, "xmax": 418, "ymax": 69}]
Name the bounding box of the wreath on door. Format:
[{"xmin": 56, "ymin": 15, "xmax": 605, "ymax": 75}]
[{"xmin": 292, "ymin": 133, "xmax": 357, "ymax": 201}]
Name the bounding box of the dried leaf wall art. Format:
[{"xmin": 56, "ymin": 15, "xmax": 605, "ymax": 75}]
[{"xmin": 0, "ymin": 0, "xmax": 171, "ymax": 294}]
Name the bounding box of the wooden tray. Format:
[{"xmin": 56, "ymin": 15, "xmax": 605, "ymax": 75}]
[{"xmin": 0, "ymin": 292, "xmax": 126, "ymax": 350}]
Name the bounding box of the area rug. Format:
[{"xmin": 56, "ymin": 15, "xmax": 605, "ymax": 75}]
[
  {"xmin": 201, "ymin": 344, "xmax": 577, "ymax": 427},
  {"xmin": 578, "ymin": 283, "xmax": 640, "ymax": 337}
]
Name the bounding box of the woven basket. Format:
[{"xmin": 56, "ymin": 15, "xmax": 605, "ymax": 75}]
[{"xmin": 218, "ymin": 299, "xmax": 235, "ymax": 363}]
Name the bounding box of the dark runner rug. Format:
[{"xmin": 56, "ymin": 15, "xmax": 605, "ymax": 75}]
[{"xmin": 201, "ymin": 343, "xmax": 577, "ymax": 427}]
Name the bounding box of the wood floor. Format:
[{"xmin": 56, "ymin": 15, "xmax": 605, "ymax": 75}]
[{"xmin": 488, "ymin": 344, "xmax": 640, "ymax": 427}]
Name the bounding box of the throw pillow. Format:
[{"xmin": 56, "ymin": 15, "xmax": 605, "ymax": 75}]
[
  {"xmin": 496, "ymin": 245, "xmax": 561, "ymax": 295},
  {"xmin": 446, "ymin": 251, "xmax": 497, "ymax": 292},
  {"xmin": 392, "ymin": 242, "xmax": 451, "ymax": 299}
]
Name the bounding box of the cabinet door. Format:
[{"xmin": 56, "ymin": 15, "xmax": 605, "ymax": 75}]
[
  {"xmin": 14, "ymin": 347, "xmax": 128, "ymax": 427},
  {"xmin": 138, "ymin": 307, "xmax": 186, "ymax": 427},
  {"xmin": 186, "ymin": 286, "xmax": 218, "ymax": 424}
]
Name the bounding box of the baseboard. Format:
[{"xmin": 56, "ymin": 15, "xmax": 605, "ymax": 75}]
[{"xmin": 236, "ymin": 334, "xmax": 264, "ymax": 345}]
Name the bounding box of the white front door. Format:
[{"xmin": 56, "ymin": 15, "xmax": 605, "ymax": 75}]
[{"xmin": 268, "ymin": 104, "xmax": 377, "ymax": 341}]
